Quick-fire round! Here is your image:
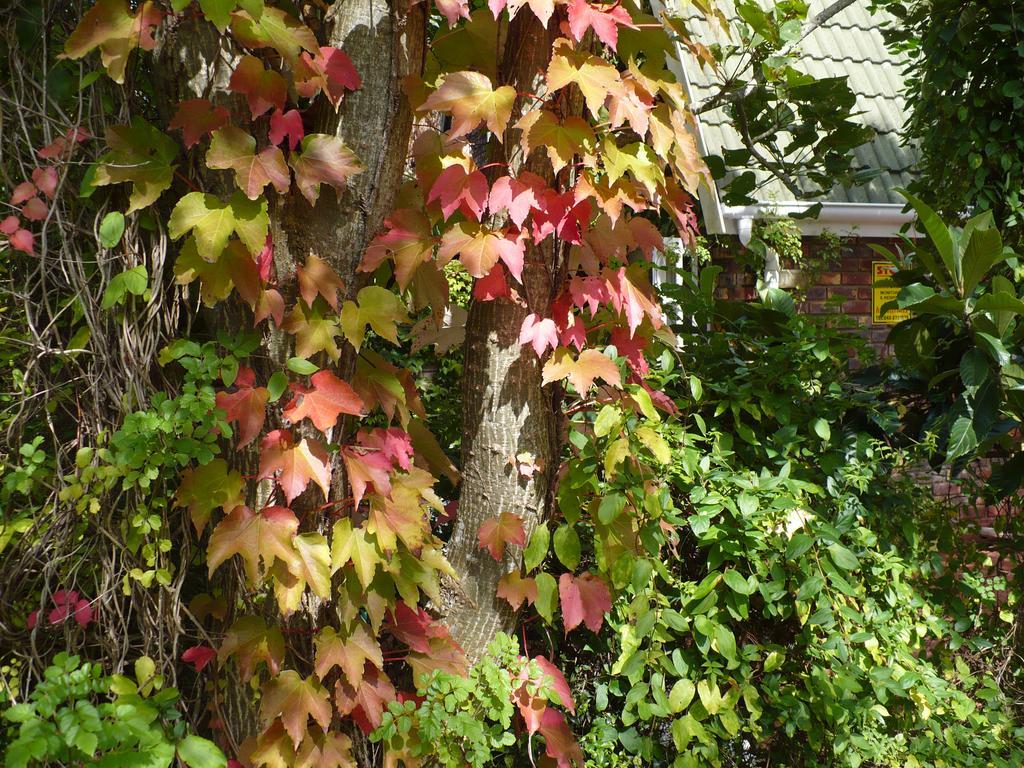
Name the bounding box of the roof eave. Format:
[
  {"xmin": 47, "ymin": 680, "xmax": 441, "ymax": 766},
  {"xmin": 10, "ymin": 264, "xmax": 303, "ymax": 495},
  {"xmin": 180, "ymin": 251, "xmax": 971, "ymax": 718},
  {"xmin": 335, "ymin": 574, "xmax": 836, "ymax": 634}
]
[{"xmin": 720, "ymin": 201, "xmax": 918, "ymax": 241}]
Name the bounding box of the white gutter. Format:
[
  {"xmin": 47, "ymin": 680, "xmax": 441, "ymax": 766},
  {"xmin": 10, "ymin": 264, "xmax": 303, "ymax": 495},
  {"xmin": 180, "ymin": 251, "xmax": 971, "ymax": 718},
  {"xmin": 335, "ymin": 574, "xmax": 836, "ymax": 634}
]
[{"xmin": 721, "ymin": 201, "xmax": 918, "ymax": 240}]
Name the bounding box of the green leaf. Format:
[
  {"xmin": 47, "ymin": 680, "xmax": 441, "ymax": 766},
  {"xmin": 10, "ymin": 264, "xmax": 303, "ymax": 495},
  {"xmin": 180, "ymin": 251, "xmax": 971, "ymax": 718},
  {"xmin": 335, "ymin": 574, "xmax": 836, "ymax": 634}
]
[
  {"xmin": 99, "ymin": 211, "xmax": 126, "ymax": 248},
  {"xmin": 668, "ymin": 679, "xmax": 695, "ymax": 713},
  {"xmin": 101, "ymin": 266, "xmax": 149, "ymax": 310},
  {"xmin": 534, "ymin": 572, "xmax": 558, "ymax": 624},
  {"xmin": 961, "ymin": 223, "xmax": 1004, "ymax": 296},
  {"xmin": 723, "ymin": 569, "xmax": 755, "ymax": 595},
  {"xmin": 946, "ymin": 415, "xmax": 978, "ymax": 462},
  {"xmin": 286, "ymin": 357, "xmax": 319, "ymax": 375},
  {"xmin": 827, "ymin": 543, "xmax": 860, "ymax": 571},
  {"xmin": 594, "ymin": 404, "xmax": 621, "ymax": 437},
  {"xmin": 177, "ymin": 735, "xmax": 227, "ymax": 768},
  {"xmin": 523, "ymin": 523, "xmax": 550, "ymax": 572},
  {"xmin": 598, "ymin": 492, "xmax": 627, "ymax": 525},
  {"xmin": 714, "ymin": 623, "xmax": 737, "ymax": 662},
  {"xmin": 267, "ymin": 371, "xmax": 289, "ymax": 402},
  {"xmin": 959, "ymin": 349, "xmax": 990, "ymax": 389},
  {"xmin": 899, "ymin": 190, "xmax": 958, "ymax": 287},
  {"xmin": 552, "ymin": 524, "xmax": 581, "ymax": 571},
  {"xmin": 689, "ymin": 375, "xmax": 703, "ymax": 402},
  {"xmin": 795, "ymin": 575, "xmax": 825, "ymax": 602},
  {"xmin": 811, "ymin": 418, "xmax": 831, "ymax": 441}
]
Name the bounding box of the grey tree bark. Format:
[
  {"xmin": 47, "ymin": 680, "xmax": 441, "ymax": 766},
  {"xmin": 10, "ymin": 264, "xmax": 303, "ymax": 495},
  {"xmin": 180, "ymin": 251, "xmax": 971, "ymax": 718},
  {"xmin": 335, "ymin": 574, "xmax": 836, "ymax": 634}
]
[
  {"xmin": 442, "ymin": 14, "xmax": 568, "ymax": 664},
  {"xmin": 153, "ymin": 1, "xmax": 425, "ymax": 752}
]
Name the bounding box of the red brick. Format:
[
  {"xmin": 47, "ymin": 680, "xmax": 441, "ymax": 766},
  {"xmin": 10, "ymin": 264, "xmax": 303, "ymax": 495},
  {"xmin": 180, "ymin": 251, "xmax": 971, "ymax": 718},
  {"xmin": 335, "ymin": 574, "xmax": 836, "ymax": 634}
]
[
  {"xmin": 819, "ymin": 271, "xmax": 841, "ymax": 285},
  {"xmin": 806, "ymin": 286, "xmax": 826, "ymax": 300},
  {"xmin": 828, "ymin": 286, "xmax": 858, "ymax": 298},
  {"xmin": 842, "ymin": 271, "xmax": 872, "ymax": 285},
  {"xmin": 843, "ymin": 300, "xmax": 871, "ymax": 314}
]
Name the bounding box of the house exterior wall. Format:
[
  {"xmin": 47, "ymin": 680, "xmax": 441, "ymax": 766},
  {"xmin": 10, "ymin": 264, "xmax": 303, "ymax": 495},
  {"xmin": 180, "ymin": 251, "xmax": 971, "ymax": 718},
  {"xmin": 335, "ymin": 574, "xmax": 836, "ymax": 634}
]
[{"xmin": 711, "ymin": 235, "xmax": 901, "ymax": 349}]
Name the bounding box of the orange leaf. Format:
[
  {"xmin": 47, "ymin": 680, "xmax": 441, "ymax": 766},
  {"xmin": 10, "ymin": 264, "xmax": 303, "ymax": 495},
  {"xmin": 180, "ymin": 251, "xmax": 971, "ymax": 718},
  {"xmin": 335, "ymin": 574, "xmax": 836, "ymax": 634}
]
[
  {"xmin": 360, "ymin": 208, "xmax": 438, "ymax": 291},
  {"xmin": 546, "ymin": 38, "xmax": 622, "ymax": 117},
  {"xmin": 216, "ymin": 366, "xmax": 269, "ymax": 448},
  {"xmin": 258, "ymin": 429, "xmax": 332, "ymax": 503},
  {"xmin": 542, "ymin": 348, "xmax": 621, "ymax": 392},
  {"xmin": 477, "ymin": 511, "xmax": 526, "ymax": 560},
  {"xmin": 334, "ymin": 664, "xmax": 396, "ymax": 734},
  {"xmin": 314, "ymin": 624, "xmax": 383, "ymax": 687},
  {"xmin": 289, "ymin": 134, "xmax": 364, "ymax": 206},
  {"xmin": 218, "ymin": 616, "xmax": 286, "ymax": 681},
  {"xmin": 206, "ymin": 126, "xmax": 290, "ymax": 199},
  {"xmin": 437, "ymin": 222, "xmax": 524, "ymax": 280},
  {"xmin": 229, "ymin": 55, "xmax": 287, "ymax": 119},
  {"xmin": 207, "ymin": 504, "xmax": 299, "ymax": 584},
  {"xmin": 297, "ymin": 253, "xmax": 346, "ymax": 310},
  {"xmin": 169, "ymin": 99, "xmax": 229, "ymax": 149},
  {"xmin": 497, "ymin": 572, "xmax": 537, "ymax": 609},
  {"xmin": 260, "ymin": 670, "xmax": 332, "ymax": 748},
  {"xmin": 421, "ymin": 71, "xmax": 516, "ymax": 141},
  {"xmin": 283, "ymin": 370, "xmax": 364, "ymax": 433}
]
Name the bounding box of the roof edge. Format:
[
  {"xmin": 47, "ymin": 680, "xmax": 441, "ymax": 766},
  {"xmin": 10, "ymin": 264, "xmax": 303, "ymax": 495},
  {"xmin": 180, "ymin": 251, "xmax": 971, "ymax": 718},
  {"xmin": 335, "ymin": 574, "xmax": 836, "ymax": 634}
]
[{"xmin": 720, "ymin": 202, "xmax": 918, "ymax": 240}]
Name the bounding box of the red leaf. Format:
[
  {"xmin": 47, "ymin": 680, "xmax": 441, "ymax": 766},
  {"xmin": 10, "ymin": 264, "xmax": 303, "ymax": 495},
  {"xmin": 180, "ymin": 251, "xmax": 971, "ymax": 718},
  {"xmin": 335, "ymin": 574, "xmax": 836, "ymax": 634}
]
[
  {"xmin": 0, "ymin": 216, "xmax": 19, "ymax": 235},
  {"xmin": 182, "ymin": 645, "xmax": 217, "ymax": 673},
  {"xmin": 10, "ymin": 181, "xmax": 36, "ymax": 206},
  {"xmin": 427, "ymin": 164, "xmax": 489, "ymax": 221},
  {"xmin": 219, "ymin": 616, "xmax": 285, "ymax": 681},
  {"xmin": 27, "ymin": 610, "xmax": 39, "ymax": 629},
  {"xmin": 334, "ymin": 664, "xmax": 396, "ymax": 734},
  {"xmin": 258, "ymin": 429, "xmax": 332, "ymax": 503},
  {"xmin": 169, "ymin": 99, "xmax": 230, "ymax": 149},
  {"xmin": 539, "ymin": 708, "xmax": 584, "ymax": 768},
  {"xmin": 9, "ymin": 229, "xmax": 35, "ymax": 255},
  {"xmin": 283, "ymin": 369, "xmax": 364, "ymax": 432},
  {"xmin": 37, "ymin": 126, "xmax": 90, "ymax": 159},
  {"xmin": 341, "ymin": 446, "xmax": 393, "ymax": 509},
  {"xmin": 477, "ymin": 511, "xmax": 526, "ymax": 560},
  {"xmin": 519, "ymin": 313, "xmax": 559, "ymax": 357},
  {"xmin": 216, "ymin": 366, "xmax": 269, "ymax": 448},
  {"xmin": 534, "ymin": 656, "xmax": 575, "ymax": 713},
  {"xmin": 295, "ymin": 46, "xmax": 361, "ymax": 106},
  {"xmin": 21, "ymin": 198, "xmax": 48, "ymax": 222},
  {"xmin": 473, "ymin": 263, "xmax": 513, "ymax": 302},
  {"xmin": 434, "ymin": 0, "xmax": 470, "ymax": 26},
  {"xmin": 73, "ymin": 598, "xmax": 93, "ymax": 628},
  {"xmin": 269, "ymin": 109, "xmax": 305, "ymax": 151},
  {"xmin": 358, "ymin": 427, "xmax": 414, "ymax": 469},
  {"xmin": 566, "ymin": 0, "xmax": 637, "ymax": 50},
  {"xmin": 488, "ymin": 172, "xmax": 546, "ymax": 228},
  {"xmin": 32, "ymin": 167, "xmax": 59, "ymax": 199},
  {"xmin": 387, "ymin": 603, "xmax": 451, "ymax": 654},
  {"xmin": 558, "ymin": 572, "xmax": 612, "ymax": 633},
  {"xmin": 229, "ymin": 55, "xmax": 287, "ymax": 119}
]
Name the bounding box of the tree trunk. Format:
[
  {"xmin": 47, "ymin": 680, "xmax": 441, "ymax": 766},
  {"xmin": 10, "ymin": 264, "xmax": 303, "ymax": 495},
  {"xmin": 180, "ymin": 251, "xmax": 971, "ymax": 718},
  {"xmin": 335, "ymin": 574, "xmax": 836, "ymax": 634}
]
[
  {"xmin": 153, "ymin": 1, "xmax": 425, "ymax": 747},
  {"xmin": 442, "ymin": 14, "xmax": 564, "ymax": 663}
]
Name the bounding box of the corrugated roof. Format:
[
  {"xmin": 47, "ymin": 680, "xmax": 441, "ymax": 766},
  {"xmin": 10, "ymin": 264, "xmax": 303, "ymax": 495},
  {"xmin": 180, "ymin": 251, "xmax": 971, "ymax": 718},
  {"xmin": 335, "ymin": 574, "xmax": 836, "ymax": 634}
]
[{"xmin": 675, "ymin": 0, "xmax": 919, "ymax": 205}]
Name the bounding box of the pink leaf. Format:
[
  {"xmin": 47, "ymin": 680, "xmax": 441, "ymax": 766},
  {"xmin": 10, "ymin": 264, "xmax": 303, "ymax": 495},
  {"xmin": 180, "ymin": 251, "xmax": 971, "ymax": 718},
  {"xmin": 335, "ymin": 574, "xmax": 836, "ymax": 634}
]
[
  {"xmin": 268, "ymin": 109, "xmax": 304, "ymax": 151},
  {"xmin": 10, "ymin": 181, "xmax": 36, "ymax": 206},
  {"xmin": 21, "ymin": 197, "xmax": 48, "ymax": 222},
  {"xmin": 558, "ymin": 572, "xmax": 612, "ymax": 633},
  {"xmin": 566, "ymin": 0, "xmax": 637, "ymax": 50},
  {"xmin": 0, "ymin": 216, "xmax": 20, "ymax": 235},
  {"xmin": 428, "ymin": 164, "xmax": 489, "ymax": 221},
  {"xmin": 519, "ymin": 313, "xmax": 559, "ymax": 357},
  {"xmin": 9, "ymin": 229, "xmax": 35, "ymax": 255},
  {"xmin": 32, "ymin": 167, "xmax": 59, "ymax": 199}
]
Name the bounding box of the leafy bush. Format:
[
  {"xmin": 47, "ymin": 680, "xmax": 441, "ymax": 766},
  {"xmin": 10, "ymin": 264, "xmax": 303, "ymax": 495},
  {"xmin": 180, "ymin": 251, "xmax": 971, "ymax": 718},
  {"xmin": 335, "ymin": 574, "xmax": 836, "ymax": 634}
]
[
  {"xmin": 2, "ymin": 652, "xmax": 225, "ymax": 768},
  {"xmin": 564, "ymin": 276, "xmax": 1024, "ymax": 767}
]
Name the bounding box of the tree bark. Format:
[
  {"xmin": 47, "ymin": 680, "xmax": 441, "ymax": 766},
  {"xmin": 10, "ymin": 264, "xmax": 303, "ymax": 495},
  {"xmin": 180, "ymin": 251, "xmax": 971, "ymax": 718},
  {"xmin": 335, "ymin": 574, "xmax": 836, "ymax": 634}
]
[
  {"xmin": 153, "ymin": 1, "xmax": 425, "ymax": 748},
  {"xmin": 442, "ymin": 14, "xmax": 564, "ymax": 663}
]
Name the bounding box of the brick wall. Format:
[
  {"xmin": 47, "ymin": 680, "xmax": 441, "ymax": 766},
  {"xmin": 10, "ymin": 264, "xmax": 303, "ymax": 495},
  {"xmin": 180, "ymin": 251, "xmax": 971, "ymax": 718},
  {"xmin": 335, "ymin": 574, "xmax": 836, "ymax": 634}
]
[{"xmin": 712, "ymin": 235, "xmax": 903, "ymax": 348}]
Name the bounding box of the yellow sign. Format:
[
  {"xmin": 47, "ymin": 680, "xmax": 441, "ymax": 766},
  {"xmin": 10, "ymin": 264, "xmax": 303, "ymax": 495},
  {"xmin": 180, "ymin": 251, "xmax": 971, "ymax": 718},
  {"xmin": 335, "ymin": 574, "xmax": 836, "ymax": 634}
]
[{"xmin": 872, "ymin": 261, "xmax": 910, "ymax": 325}]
